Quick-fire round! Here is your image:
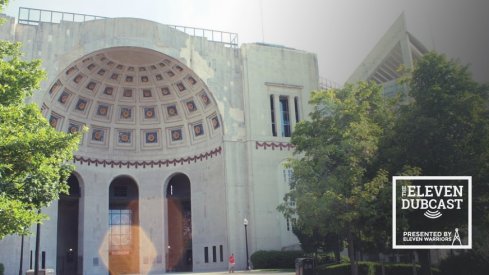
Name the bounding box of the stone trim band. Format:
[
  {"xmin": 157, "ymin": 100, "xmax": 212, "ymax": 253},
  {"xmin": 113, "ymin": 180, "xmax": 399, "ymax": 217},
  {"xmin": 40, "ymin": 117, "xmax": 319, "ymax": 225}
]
[
  {"xmin": 73, "ymin": 146, "xmax": 222, "ymax": 168},
  {"xmin": 255, "ymin": 141, "xmax": 295, "ymax": 151}
]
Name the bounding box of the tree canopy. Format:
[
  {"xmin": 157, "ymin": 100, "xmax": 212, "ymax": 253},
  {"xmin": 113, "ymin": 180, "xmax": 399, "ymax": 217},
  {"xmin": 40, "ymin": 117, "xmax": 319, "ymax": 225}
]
[
  {"xmin": 280, "ymin": 52, "xmax": 489, "ymax": 275},
  {"xmin": 0, "ymin": 0, "xmax": 82, "ymax": 238},
  {"xmin": 278, "ymin": 81, "xmax": 396, "ymax": 275},
  {"xmin": 384, "ymin": 53, "xmax": 489, "ymax": 274}
]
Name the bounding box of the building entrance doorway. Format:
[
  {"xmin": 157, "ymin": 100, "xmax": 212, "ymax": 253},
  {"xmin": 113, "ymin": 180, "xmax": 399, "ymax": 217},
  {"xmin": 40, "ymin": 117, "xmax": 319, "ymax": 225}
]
[
  {"xmin": 108, "ymin": 176, "xmax": 139, "ymax": 275},
  {"xmin": 56, "ymin": 174, "xmax": 81, "ymax": 275},
  {"xmin": 166, "ymin": 174, "xmax": 192, "ymax": 272}
]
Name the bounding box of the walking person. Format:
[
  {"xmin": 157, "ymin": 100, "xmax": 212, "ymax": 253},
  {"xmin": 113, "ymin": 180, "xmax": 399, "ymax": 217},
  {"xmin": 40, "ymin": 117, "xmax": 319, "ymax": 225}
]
[{"xmin": 228, "ymin": 253, "xmax": 236, "ymax": 273}]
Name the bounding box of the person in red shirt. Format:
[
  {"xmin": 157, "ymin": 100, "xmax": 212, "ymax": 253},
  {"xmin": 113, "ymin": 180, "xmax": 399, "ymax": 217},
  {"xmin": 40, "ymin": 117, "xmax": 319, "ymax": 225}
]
[{"xmin": 228, "ymin": 253, "xmax": 236, "ymax": 273}]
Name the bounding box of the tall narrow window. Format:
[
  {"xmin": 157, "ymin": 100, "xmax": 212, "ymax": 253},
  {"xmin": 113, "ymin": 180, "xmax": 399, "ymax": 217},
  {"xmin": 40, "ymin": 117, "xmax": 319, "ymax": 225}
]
[
  {"xmin": 283, "ymin": 169, "xmax": 296, "ymax": 207},
  {"xmin": 279, "ymin": 96, "xmax": 291, "ymax": 137},
  {"xmin": 212, "ymin": 246, "xmax": 217, "ymax": 262},
  {"xmin": 294, "ymin": 96, "xmax": 300, "ymax": 123},
  {"xmin": 219, "ymin": 245, "xmax": 223, "ymax": 262},
  {"xmin": 270, "ymin": 95, "xmax": 277, "ymax": 136},
  {"xmin": 204, "ymin": 247, "xmax": 209, "ymax": 263}
]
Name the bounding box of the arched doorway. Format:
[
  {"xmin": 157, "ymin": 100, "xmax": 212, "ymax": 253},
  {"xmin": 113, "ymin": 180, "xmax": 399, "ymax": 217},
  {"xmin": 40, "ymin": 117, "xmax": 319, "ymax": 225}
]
[
  {"xmin": 56, "ymin": 174, "xmax": 81, "ymax": 275},
  {"xmin": 108, "ymin": 176, "xmax": 139, "ymax": 275},
  {"xmin": 166, "ymin": 174, "xmax": 192, "ymax": 272}
]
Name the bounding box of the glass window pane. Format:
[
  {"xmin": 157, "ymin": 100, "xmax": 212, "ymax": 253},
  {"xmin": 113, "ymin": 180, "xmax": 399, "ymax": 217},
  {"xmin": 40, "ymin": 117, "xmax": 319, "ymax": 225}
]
[
  {"xmin": 109, "ymin": 208, "xmax": 132, "ymax": 252},
  {"xmin": 121, "ymin": 235, "xmax": 131, "ymax": 245},
  {"xmin": 279, "ymin": 96, "xmax": 291, "ymax": 137},
  {"xmin": 111, "ymin": 226, "xmax": 120, "ymax": 234},
  {"xmin": 111, "ymin": 236, "xmax": 121, "ymax": 245},
  {"xmin": 121, "ymin": 214, "xmax": 130, "ymax": 225},
  {"xmin": 111, "ymin": 214, "xmax": 121, "ymax": 225},
  {"xmin": 121, "ymin": 226, "xmax": 130, "ymax": 234}
]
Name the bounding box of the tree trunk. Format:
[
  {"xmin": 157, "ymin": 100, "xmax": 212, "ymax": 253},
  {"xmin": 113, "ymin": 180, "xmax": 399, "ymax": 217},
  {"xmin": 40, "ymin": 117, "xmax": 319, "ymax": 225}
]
[
  {"xmin": 417, "ymin": 250, "xmax": 431, "ymax": 275},
  {"xmin": 347, "ymin": 233, "xmax": 358, "ymax": 275},
  {"xmin": 334, "ymin": 247, "xmax": 341, "ymax": 263},
  {"xmin": 412, "ymin": 251, "xmax": 417, "ymax": 275},
  {"xmin": 380, "ymin": 253, "xmax": 385, "ymax": 275},
  {"xmin": 334, "ymin": 235, "xmax": 341, "ymax": 263}
]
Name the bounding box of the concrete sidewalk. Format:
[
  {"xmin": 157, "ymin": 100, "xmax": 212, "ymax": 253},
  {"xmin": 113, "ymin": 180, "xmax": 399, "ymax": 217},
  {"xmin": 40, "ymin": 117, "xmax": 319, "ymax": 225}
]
[{"xmin": 135, "ymin": 271, "xmax": 295, "ymax": 275}]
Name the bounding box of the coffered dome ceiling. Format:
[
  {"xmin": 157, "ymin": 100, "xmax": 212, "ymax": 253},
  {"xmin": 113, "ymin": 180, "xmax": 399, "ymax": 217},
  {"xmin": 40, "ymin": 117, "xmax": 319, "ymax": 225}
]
[{"xmin": 42, "ymin": 47, "xmax": 222, "ymax": 161}]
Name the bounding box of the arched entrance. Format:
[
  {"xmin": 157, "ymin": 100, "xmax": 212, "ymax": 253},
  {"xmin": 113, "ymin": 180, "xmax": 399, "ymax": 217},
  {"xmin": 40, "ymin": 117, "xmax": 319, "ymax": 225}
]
[
  {"xmin": 166, "ymin": 174, "xmax": 192, "ymax": 272},
  {"xmin": 41, "ymin": 46, "xmax": 224, "ymax": 273},
  {"xmin": 108, "ymin": 176, "xmax": 139, "ymax": 275},
  {"xmin": 56, "ymin": 174, "xmax": 81, "ymax": 275}
]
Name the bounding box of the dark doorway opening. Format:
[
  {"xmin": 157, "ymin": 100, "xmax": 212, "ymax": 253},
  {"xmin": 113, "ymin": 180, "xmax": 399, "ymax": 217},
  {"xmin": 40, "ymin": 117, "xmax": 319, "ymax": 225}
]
[
  {"xmin": 108, "ymin": 176, "xmax": 139, "ymax": 275},
  {"xmin": 166, "ymin": 174, "xmax": 192, "ymax": 272},
  {"xmin": 56, "ymin": 174, "xmax": 81, "ymax": 275}
]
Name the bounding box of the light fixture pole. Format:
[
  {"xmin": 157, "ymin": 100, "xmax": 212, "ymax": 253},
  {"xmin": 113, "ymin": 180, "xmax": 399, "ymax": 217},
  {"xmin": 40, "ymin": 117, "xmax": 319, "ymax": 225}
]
[
  {"xmin": 18, "ymin": 232, "xmax": 24, "ymax": 275},
  {"xmin": 243, "ymin": 218, "xmax": 250, "ymax": 270},
  {"xmin": 34, "ymin": 209, "xmax": 41, "ymax": 275}
]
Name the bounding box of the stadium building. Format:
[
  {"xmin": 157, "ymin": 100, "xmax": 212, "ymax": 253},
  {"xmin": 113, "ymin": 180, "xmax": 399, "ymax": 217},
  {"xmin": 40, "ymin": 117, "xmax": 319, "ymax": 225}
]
[{"xmin": 0, "ymin": 8, "xmax": 425, "ymax": 275}]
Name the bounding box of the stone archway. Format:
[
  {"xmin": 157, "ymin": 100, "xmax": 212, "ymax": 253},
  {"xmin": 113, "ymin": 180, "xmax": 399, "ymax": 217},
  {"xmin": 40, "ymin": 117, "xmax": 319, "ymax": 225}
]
[
  {"xmin": 43, "ymin": 46, "xmax": 224, "ymax": 273},
  {"xmin": 166, "ymin": 173, "xmax": 192, "ymax": 272},
  {"xmin": 108, "ymin": 176, "xmax": 139, "ymax": 275},
  {"xmin": 56, "ymin": 174, "xmax": 81, "ymax": 275}
]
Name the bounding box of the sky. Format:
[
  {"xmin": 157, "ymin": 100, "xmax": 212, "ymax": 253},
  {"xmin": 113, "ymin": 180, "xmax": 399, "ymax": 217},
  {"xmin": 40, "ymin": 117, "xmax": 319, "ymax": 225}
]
[{"xmin": 3, "ymin": 0, "xmax": 489, "ymax": 84}]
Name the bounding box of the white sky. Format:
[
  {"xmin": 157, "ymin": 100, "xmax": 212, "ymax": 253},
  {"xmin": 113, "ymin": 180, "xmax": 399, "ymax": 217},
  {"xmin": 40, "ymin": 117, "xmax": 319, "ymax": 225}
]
[{"xmin": 3, "ymin": 0, "xmax": 489, "ymax": 84}]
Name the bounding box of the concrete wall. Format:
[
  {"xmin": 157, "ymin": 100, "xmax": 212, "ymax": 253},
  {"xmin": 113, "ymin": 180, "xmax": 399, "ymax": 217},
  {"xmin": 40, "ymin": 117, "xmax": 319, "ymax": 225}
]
[
  {"xmin": 0, "ymin": 15, "xmax": 319, "ymax": 275},
  {"xmin": 240, "ymin": 43, "xmax": 318, "ymax": 252}
]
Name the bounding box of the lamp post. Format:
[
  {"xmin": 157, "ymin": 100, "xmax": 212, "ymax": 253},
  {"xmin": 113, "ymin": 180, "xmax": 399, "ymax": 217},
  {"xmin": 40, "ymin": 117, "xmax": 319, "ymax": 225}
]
[
  {"xmin": 243, "ymin": 218, "xmax": 250, "ymax": 270},
  {"xmin": 34, "ymin": 209, "xmax": 41, "ymax": 275},
  {"xmin": 18, "ymin": 232, "xmax": 24, "ymax": 275}
]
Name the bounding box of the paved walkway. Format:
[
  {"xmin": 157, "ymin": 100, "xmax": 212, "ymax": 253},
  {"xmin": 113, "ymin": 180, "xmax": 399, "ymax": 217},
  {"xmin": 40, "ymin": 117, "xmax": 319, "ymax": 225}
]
[{"xmin": 136, "ymin": 271, "xmax": 295, "ymax": 275}]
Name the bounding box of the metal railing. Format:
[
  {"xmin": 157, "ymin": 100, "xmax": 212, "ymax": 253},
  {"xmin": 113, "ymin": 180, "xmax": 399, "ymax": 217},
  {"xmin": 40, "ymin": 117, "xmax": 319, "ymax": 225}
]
[
  {"xmin": 17, "ymin": 7, "xmax": 239, "ymax": 48},
  {"xmin": 18, "ymin": 7, "xmax": 108, "ymax": 25},
  {"xmin": 319, "ymin": 76, "xmax": 341, "ymax": 89},
  {"xmin": 168, "ymin": 25, "xmax": 238, "ymax": 48}
]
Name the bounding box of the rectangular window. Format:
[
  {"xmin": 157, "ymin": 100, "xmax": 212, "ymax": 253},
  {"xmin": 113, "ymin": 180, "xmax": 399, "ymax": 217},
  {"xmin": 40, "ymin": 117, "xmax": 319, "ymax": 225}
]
[
  {"xmin": 109, "ymin": 209, "xmax": 132, "ymax": 253},
  {"xmin": 204, "ymin": 247, "xmax": 209, "ymax": 263},
  {"xmin": 220, "ymin": 245, "xmax": 224, "ymax": 262},
  {"xmin": 212, "ymin": 246, "xmax": 217, "ymax": 262},
  {"xmin": 279, "ymin": 96, "xmax": 291, "ymax": 137},
  {"xmin": 270, "ymin": 95, "xmax": 277, "ymax": 136},
  {"xmin": 283, "ymin": 169, "xmax": 293, "ymax": 184},
  {"xmin": 287, "ymin": 218, "xmax": 290, "ymax": 231},
  {"xmin": 294, "ymin": 96, "xmax": 300, "ymax": 122},
  {"xmin": 284, "ymin": 169, "xmax": 296, "ymax": 207}
]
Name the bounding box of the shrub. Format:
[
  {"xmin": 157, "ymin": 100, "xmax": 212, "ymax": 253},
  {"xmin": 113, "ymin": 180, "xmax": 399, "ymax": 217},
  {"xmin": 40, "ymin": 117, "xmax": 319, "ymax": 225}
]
[
  {"xmin": 316, "ymin": 263, "xmax": 351, "ymax": 275},
  {"xmin": 250, "ymin": 250, "xmax": 303, "ymax": 269},
  {"xmin": 315, "ymin": 254, "xmax": 337, "ymax": 266},
  {"xmin": 0, "ymin": 263, "xmax": 4, "ymax": 275},
  {"xmin": 316, "ymin": 261, "xmax": 439, "ymax": 275},
  {"xmin": 383, "ymin": 264, "xmax": 418, "ymax": 275},
  {"xmin": 315, "ymin": 254, "xmax": 348, "ymax": 266},
  {"xmin": 439, "ymin": 252, "xmax": 489, "ymax": 275},
  {"xmin": 384, "ymin": 264, "xmax": 440, "ymax": 275},
  {"xmin": 316, "ymin": 262, "xmax": 370, "ymax": 275}
]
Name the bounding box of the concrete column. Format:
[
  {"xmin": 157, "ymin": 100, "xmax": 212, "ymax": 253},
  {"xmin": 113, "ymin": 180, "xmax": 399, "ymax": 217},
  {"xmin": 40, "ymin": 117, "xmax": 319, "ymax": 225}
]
[
  {"xmin": 138, "ymin": 172, "xmax": 165, "ymax": 274},
  {"xmin": 79, "ymin": 167, "xmax": 110, "ymax": 275},
  {"xmin": 40, "ymin": 201, "xmax": 58, "ymax": 271}
]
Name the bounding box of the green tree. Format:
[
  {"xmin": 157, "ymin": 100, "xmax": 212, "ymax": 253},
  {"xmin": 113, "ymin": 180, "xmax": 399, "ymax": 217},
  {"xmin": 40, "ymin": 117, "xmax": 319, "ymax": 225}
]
[
  {"xmin": 0, "ymin": 0, "xmax": 82, "ymax": 238},
  {"xmin": 278, "ymin": 82, "xmax": 395, "ymax": 275},
  {"xmin": 383, "ymin": 52, "xmax": 489, "ymax": 275}
]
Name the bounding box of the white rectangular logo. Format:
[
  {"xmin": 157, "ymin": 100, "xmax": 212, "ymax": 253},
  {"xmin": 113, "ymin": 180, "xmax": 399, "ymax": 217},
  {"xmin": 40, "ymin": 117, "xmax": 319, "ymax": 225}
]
[{"xmin": 392, "ymin": 176, "xmax": 472, "ymax": 249}]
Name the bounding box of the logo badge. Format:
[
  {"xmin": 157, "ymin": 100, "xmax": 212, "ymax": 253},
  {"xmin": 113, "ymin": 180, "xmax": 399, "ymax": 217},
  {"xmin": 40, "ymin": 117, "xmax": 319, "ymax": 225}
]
[{"xmin": 392, "ymin": 176, "xmax": 472, "ymax": 249}]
